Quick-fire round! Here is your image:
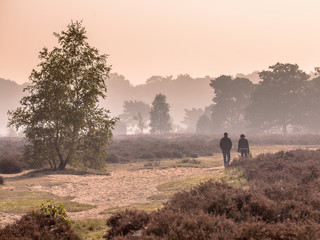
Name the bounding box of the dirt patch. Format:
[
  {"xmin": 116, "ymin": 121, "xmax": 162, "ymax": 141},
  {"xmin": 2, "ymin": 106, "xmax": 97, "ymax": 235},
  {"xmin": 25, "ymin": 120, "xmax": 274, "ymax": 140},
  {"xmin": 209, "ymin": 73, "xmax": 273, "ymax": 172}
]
[{"xmin": 0, "ymin": 166, "xmax": 221, "ymax": 227}]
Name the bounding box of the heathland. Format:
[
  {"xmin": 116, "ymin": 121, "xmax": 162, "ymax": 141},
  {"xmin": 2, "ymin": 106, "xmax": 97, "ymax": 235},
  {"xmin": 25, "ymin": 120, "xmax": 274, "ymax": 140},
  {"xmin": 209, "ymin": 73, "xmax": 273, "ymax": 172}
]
[{"xmin": 0, "ymin": 134, "xmax": 320, "ymax": 239}]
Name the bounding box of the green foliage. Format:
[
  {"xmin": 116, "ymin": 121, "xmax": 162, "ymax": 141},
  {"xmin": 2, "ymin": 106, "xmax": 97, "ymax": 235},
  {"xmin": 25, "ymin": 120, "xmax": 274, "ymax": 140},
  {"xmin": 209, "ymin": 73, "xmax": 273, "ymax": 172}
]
[
  {"xmin": 8, "ymin": 21, "xmax": 117, "ymax": 170},
  {"xmin": 70, "ymin": 219, "xmax": 106, "ymax": 240},
  {"xmin": 36, "ymin": 201, "xmax": 69, "ymax": 221},
  {"xmin": 149, "ymin": 93, "xmax": 172, "ymax": 134}
]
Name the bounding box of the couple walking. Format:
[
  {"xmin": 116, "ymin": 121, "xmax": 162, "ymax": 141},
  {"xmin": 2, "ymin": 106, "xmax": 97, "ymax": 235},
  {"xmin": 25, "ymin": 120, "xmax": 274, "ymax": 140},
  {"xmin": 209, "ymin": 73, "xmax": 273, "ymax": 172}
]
[{"xmin": 219, "ymin": 132, "xmax": 249, "ymax": 168}]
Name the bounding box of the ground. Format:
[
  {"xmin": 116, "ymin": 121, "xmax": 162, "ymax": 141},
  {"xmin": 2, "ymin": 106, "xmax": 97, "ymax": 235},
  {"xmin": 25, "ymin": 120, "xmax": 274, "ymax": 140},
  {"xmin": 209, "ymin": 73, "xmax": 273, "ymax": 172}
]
[{"xmin": 0, "ymin": 145, "xmax": 317, "ymax": 229}]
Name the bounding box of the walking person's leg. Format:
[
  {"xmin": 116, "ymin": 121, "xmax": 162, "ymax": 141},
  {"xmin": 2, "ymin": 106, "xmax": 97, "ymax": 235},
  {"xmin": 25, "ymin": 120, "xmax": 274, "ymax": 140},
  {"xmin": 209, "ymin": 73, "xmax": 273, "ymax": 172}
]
[
  {"xmin": 241, "ymin": 149, "xmax": 248, "ymax": 157},
  {"xmin": 222, "ymin": 151, "xmax": 227, "ymax": 168},
  {"xmin": 226, "ymin": 150, "xmax": 231, "ymax": 166}
]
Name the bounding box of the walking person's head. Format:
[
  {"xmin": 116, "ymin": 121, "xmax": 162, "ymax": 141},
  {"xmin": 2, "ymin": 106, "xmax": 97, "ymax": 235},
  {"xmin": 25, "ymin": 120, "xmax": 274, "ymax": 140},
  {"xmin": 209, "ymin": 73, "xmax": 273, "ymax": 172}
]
[
  {"xmin": 224, "ymin": 132, "xmax": 228, "ymax": 137},
  {"xmin": 240, "ymin": 134, "xmax": 245, "ymax": 139}
]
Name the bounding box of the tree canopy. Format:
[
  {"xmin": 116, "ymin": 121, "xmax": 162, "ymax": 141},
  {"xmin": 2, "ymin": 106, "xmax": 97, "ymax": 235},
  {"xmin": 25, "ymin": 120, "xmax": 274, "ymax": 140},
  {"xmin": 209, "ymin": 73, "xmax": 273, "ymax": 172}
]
[
  {"xmin": 149, "ymin": 93, "xmax": 171, "ymax": 134},
  {"xmin": 8, "ymin": 21, "xmax": 117, "ymax": 170},
  {"xmin": 245, "ymin": 63, "xmax": 309, "ymax": 134},
  {"xmin": 119, "ymin": 100, "xmax": 150, "ymax": 134},
  {"xmin": 182, "ymin": 108, "xmax": 204, "ymax": 133},
  {"xmin": 210, "ymin": 75, "xmax": 255, "ymax": 133}
]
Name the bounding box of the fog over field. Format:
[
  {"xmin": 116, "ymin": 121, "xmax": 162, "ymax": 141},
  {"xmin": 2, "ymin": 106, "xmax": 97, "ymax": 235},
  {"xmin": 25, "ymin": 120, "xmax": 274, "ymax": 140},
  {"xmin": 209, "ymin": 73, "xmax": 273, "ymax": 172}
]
[{"xmin": 2, "ymin": 0, "xmax": 320, "ymax": 136}]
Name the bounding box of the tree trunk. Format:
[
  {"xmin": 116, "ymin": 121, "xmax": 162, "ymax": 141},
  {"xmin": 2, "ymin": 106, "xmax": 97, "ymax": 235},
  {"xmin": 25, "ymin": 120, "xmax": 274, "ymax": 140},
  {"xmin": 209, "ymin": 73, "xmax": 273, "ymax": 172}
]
[
  {"xmin": 282, "ymin": 124, "xmax": 287, "ymax": 135},
  {"xmin": 57, "ymin": 160, "xmax": 68, "ymax": 170}
]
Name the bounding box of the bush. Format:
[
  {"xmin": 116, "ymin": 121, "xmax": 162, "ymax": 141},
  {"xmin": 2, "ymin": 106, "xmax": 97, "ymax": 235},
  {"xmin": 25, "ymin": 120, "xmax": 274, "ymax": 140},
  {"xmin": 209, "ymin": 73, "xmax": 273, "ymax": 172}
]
[
  {"xmin": 0, "ymin": 212, "xmax": 79, "ymax": 240},
  {"xmin": 0, "ymin": 154, "xmax": 24, "ymax": 174},
  {"xmin": 106, "ymin": 153, "xmax": 119, "ymax": 163},
  {"xmin": 38, "ymin": 201, "xmax": 69, "ymax": 221},
  {"xmin": 104, "ymin": 210, "xmax": 151, "ymax": 240},
  {"xmin": 105, "ymin": 149, "xmax": 320, "ymax": 239},
  {"xmin": 0, "ymin": 176, "xmax": 3, "ymax": 185},
  {"xmin": 188, "ymin": 153, "xmax": 199, "ymax": 158},
  {"xmin": 145, "ymin": 211, "xmax": 236, "ymax": 240}
]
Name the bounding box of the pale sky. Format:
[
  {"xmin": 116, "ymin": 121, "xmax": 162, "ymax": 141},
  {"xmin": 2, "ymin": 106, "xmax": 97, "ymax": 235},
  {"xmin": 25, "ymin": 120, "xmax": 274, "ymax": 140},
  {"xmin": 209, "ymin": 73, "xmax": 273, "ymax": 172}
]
[{"xmin": 1, "ymin": 0, "xmax": 320, "ymax": 85}]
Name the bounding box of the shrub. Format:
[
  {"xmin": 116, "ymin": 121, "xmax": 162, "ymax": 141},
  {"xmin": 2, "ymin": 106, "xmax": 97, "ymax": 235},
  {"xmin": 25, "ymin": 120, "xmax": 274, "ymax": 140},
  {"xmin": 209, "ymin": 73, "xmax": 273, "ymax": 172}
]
[
  {"xmin": 0, "ymin": 176, "xmax": 3, "ymax": 185},
  {"xmin": 37, "ymin": 201, "xmax": 69, "ymax": 221},
  {"xmin": 0, "ymin": 212, "xmax": 79, "ymax": 240},
  {"xmin": 104, "ymin": 210, "xmax": 151, "ymax": 240},
  {"xmin": 188, "ymin": 153, "xmax": 199, "ymax": 158},
  {"xmin": 0, "ymin": 154, "xmax": 24, "ymax": 174},
  {"xmin": 106, "ymin": 153, "xmax": 119, "ymax": 163},
  {"xmin": 145, "ymin": 211, "xmax": 236, "ymax": 240},
  {"xmin": 105, "ymin": 150, "xmax": 320, "ymax": 239}
]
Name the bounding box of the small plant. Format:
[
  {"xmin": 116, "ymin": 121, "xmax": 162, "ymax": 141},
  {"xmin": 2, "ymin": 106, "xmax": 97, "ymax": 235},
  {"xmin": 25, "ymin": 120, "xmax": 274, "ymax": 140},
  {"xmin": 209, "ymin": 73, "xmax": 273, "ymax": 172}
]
[
  {"xmin": 36, "ymin": 201, "xmax": 69, "ymax": 221},
  {"xmin": 179, "ymin": 158, "xmax": 201, "ymax": 164},
  {"xmin": 0, "ymin": 176, "xmax": 4, "ymax": 185},
  {"xmin": 144, "ymin": 161, "xmax": 160, "ymax": 167}
]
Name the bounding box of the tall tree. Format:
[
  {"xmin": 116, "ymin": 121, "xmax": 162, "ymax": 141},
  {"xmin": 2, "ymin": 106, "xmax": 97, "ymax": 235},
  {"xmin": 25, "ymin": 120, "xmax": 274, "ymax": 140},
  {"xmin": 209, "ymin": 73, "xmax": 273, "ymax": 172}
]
[
  {"xmin": 182, "ymin": 108, "xmax": 204, "ymax": 133},
  {"xmin": 246, "ymin": 63, "xmax": 309, "ymax": 134},
  {"xmin": 300, "ymin": 68, "xmax": 320, "ymax": 132},
  {"xmin": 210, "ymin": 75, "xmax": 255, "ymax": 132},
  {"xmin": 119, "ymin": 100, "xmax": 150, "ymax": 134},
  {"xmin": 195, "ymin": 105, "xmax": 214, "ymax": 134},
  {"xmin": 8, "ymin": 21, "xmax": 117, "ymax": 170},
  {"xmin": 149, "ymin": 93, "xmax": 171, "ymax": 134}
]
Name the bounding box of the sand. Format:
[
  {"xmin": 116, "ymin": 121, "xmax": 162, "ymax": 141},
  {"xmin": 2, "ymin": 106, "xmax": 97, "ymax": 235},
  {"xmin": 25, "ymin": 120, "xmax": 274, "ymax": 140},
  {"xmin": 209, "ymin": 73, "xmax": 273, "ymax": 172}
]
[{"xmin": 0, "ymin": 166, "xmax": 221, "ymax": 227}]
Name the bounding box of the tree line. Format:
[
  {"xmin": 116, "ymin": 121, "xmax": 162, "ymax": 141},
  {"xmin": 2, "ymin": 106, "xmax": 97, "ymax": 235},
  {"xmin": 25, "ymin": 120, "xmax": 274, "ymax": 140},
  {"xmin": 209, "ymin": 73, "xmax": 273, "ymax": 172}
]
[
  {"xmin": 8, "ymin": 21, "xmax": 320, "ymax": 171},
  {"xmin": 116, "ymin": 63, "xmax": 320, "ymax": 135}
]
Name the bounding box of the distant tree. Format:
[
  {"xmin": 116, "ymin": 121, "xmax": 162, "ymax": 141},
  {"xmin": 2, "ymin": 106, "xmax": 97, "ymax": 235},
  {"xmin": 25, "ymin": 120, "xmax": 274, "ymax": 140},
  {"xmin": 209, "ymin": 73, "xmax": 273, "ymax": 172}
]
[
  {"xmin": 119, "ymin": 100, "xmax": 150, "ymax": 134},
  {"xmin": 113, "ymin": 120, "xmax": 127, "ymax": 135},
  {"xmin": 195, "ymin": 105, "xmax": 214, "ymax": 134},
  {"xmin": 300, "ymin": 68, "xmax": 320, "ymax": 132},
  {"xmin": 8, "ymin": 21, "xmax": 117, "ymax": 170},
  {"xmin": 245, "ymin": 63, "xmax": 309, "ymax": 134},
  {"xmin": 210, "ymin": 75, "xmax": 255, "ymax": 132},
  {"xmin": 196, "ymin": 115, "xmax": 212, "ymax": 134},
  {"xmin": 182, "ymin": 108, "xmax": 204, "ymax": 133},
  {"xmin": 149, "ymin": 93, "xmax": 171, "ymax": 134},
  {"xmin": 134, "ymin": 112, "xmax": 146, "ymax": 134}
]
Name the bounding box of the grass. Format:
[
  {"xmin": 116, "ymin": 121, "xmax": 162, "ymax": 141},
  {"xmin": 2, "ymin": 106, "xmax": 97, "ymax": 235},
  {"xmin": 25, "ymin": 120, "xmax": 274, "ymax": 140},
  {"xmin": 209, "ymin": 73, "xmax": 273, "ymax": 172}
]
[
  {"xmin": 0, "ymin": 190, "xmax": 95, "ymax": 213},
  {"xmin": 101, "ymin": 201, "xmax": 164, "ymax": 215},
  {"xmin": 152, "ymin": 168, "xmax": 246, "ymax": 200},
  {"xmin": 71, "ymin": 219, "xmax": 107, "ymax": 240}
]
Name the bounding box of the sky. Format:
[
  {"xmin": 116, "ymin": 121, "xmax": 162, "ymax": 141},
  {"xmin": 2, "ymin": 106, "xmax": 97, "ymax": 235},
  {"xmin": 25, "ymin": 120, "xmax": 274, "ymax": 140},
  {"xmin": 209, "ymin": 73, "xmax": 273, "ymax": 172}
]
[{"xmin": 1, "ymin": 0, "xmax": 320, "ymax": 85}]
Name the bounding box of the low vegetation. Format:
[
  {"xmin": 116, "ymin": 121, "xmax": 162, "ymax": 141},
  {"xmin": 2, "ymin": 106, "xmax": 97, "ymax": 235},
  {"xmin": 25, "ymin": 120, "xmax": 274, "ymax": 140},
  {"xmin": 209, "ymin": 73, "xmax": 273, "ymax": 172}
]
[
  {"xmin": 1, "ymin": 135, "xmax": 320, "ymax": 239},
  {"xmin": 0, "ymin": 202, "xmax": 79, "ymax": 240},
  {"xmin": 106, "ymin": 134, "xmax": 320, "ymax": 163},
  {"xmin": 0, "ymin": 191, "xmax": 95, "ymax": 213},
  {"xmin": 104, "ymin": 149, "xmax": 320, "ymax": 239}
]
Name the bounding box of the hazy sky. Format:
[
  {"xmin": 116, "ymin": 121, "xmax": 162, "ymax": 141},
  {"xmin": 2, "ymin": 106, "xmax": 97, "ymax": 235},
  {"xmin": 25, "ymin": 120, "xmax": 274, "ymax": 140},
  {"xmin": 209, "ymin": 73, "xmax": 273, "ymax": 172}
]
[{"xmin": 1, "ymin": 0, "xmax": 320, "ymax": 85}]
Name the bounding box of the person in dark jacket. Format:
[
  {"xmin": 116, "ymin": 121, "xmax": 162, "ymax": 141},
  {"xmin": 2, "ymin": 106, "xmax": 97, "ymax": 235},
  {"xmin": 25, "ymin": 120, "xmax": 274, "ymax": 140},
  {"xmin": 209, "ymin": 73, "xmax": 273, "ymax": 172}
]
[
  {"xmin": 238, "ymin": 134, "xmax": 250, "ymax": 157},
  {"xmin": 220, "ymin": 132, "xmax": 232, "ymax": 168}
]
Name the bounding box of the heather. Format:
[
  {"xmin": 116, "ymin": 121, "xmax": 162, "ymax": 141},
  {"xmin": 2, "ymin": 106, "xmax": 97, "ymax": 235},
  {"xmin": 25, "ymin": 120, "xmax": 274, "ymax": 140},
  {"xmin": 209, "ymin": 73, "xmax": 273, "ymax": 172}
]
[
  {"xmin": 106, "ymin": 134, "xmax": 320, "ymax": 163},
  {"xmin": 0, "ymin": 212, "xmax": 79, "ymax": 240},
  {"xmin": 105, "ymin": 149, "xmax": 320, "ymax": 239}
]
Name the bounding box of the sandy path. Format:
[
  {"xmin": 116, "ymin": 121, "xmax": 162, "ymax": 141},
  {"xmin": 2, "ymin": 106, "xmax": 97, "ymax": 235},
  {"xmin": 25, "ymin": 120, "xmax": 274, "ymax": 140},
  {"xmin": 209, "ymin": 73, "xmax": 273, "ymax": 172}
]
[{"xmin": 0, "ymin": 167, "xmax": 221, "ymax": 227}]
